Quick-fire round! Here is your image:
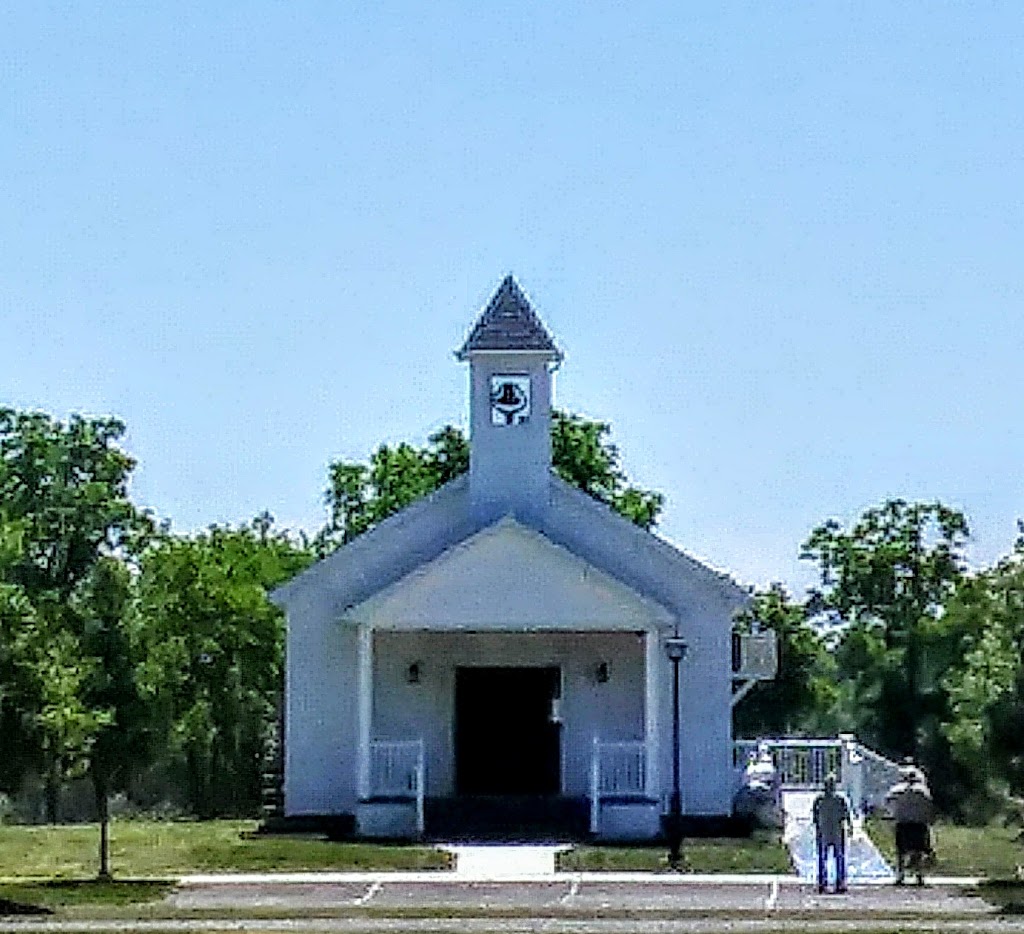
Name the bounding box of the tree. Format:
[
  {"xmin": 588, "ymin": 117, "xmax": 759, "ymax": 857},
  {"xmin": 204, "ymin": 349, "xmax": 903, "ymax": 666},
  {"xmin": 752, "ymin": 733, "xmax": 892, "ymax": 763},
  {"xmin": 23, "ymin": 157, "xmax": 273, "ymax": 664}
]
[
  {"xmin": 733, "ymin": 583, "xmax": 838, "ymax": 737},
  {"xmin": 551, "ymin": 412, "xmax": 664, "ymax": 529},
  {"xmin": 137, "ymin": 517, "xmax": 313, "ymax": 817},
  {"xmin": 74, "ymin": 556, "xmax": 146, "ymax": 878},
  {"xmin": 427, "ymin": 425, "xmax": 471, "ymax": 485},
  {"xmin": 0, "ymin": 409, "xmax": 147, "ymax": 601},
  {"xmin": 941, "ymin": 528, "xmax": 1024, "ymax": 818},
  {"xmin": 2, "ymin": 517, "xmax": 138, "ymax": 877},
  {"xmin": 323, "ymin": 412, "xmax": 664, "ymax": 547},
  {"xmin": 321, "ymin": 428, "xmax": 464, "ymax": 549},
  {"xmin": 0, "ymin": 408, "xmax": 151, "ymax": 820},
  {"xmin": 28, "ymin": 627, "xmax": 110, "ymax": 835},
  {"xmin": 0, "ymin": 517, "xmax": 41, "ymax": 797},
  {"xmin": 801, "ymin": 499, "xmax": 969, "ymax": 790}
]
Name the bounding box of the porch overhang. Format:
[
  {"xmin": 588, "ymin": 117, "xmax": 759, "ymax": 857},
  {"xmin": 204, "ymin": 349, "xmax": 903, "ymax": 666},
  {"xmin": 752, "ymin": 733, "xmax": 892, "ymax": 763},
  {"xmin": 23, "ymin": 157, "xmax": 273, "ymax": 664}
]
[{"xmin": 340, "ymin": 515, "xmax": 675, "ymax": 632}]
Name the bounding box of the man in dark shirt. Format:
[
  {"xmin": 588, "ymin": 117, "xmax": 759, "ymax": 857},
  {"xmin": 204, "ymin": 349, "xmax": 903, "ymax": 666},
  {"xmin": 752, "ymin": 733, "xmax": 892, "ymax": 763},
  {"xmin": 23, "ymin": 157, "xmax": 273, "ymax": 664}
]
[{"xmin": 812, "ymin": 774, "xmax": 853, "ymax": 894}]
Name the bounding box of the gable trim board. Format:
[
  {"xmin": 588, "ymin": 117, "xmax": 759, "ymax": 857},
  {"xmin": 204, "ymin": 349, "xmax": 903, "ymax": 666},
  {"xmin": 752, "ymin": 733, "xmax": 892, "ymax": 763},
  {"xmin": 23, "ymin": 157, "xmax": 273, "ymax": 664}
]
[
  {"xmin": 271, "ymin": 471, "xmax": 748, "ymax": 629},
  {"xmin": 341, "ymin": 516, "xmax": 676, "ymax": 632}
]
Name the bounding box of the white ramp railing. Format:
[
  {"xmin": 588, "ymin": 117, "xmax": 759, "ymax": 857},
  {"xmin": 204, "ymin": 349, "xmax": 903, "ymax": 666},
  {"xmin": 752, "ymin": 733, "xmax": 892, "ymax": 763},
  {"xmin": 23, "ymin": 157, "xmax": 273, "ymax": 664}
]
[
  {"xmin": 855, "ymin": 743, "xmax": 904, "ymax": 813},
  {"xmin": 734, "ymin": 735, "xmax": 903, "ymax": 816},
  {"xmin": 369, "ymin": 739, "xmax": 424, "ymax": 835},
  {"xmin": 779, "ymin": 741, "xmax": 844, "ymax": 787},
  {"xmin": 734, "ymin": 738, "xmax": 842, "ymax": 786},
  {"xmin": 590, "ymin": 738, "xmax": 648, "ymax": 833}
]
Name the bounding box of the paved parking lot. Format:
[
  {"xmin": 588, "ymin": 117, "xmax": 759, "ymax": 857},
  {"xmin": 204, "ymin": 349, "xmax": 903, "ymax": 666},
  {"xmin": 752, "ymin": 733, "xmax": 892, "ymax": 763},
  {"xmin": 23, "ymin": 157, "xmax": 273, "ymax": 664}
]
[
  {"xmin": 168, "ymin": 876, "xmax": 994, "ymax": 916},
  {"xmin": 1, "ymin": 881, "xmax": 1020, "ymax": 934}
]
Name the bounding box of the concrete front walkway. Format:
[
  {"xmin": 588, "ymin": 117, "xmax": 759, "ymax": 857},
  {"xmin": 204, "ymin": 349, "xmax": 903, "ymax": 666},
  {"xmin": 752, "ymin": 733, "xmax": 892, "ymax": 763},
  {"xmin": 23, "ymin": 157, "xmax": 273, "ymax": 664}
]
[{"xmin": 439, "ymin": 843, "xmax": 572, "ymax": 878}]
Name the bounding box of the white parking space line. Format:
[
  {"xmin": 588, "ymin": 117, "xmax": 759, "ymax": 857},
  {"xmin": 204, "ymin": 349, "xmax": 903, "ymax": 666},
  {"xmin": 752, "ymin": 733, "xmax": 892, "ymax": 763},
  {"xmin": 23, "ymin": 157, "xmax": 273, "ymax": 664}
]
[{"xmin": 354, "ymin": 881, "xmax": 382, "ymax": 905}]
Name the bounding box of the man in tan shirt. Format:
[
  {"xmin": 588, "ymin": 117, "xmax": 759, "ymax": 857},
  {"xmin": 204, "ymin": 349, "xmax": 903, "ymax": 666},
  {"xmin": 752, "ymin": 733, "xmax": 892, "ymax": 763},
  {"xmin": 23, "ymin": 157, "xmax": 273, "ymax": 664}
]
[{"xmin": 885, "ymin": 765, "xmax": 936, "ymax": 885}]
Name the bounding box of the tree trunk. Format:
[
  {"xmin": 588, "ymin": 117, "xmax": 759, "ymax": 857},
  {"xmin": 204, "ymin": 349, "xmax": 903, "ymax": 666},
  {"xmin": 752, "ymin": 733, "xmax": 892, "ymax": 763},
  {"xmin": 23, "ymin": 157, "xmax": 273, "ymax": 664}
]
[
  {"xmin": 186, "ymin": 748, "xmax": 209, "ymax": 819},
  {"xmin": 93, "ymin": 770, "xmax": 111, "ymax": 880},
  {"xmin": 44, "ymin": 756, "xmax": 60, "ymax": 824}
]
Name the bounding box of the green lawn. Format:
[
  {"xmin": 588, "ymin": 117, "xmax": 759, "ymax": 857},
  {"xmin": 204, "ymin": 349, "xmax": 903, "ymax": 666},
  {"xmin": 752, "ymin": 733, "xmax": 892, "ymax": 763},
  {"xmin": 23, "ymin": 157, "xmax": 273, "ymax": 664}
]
[
  {"xmin": 974, "ymin": 880, "xmax": 1024, "ymax": 914},
  {"xmin": 866, "ymin": 817, "xmax": 1023, "ymax": 879},
  {"xmin": 557, "ymin": 831, "xmax": 791, "ymax": 873},
  {"xmin": 0, "ymin": 880, "xmax": 172, "ymax": 913},
  {"xmin": 0, "ymin": 820, "xmax": 449, "ymax": 880}
]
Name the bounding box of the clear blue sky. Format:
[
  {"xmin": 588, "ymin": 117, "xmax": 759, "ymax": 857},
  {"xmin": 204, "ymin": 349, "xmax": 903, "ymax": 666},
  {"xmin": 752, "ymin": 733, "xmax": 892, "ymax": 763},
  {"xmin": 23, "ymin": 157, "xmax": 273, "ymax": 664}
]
[{"xmin": 2, "ymin": 2, "xmax": 1022, "ymax": 594}]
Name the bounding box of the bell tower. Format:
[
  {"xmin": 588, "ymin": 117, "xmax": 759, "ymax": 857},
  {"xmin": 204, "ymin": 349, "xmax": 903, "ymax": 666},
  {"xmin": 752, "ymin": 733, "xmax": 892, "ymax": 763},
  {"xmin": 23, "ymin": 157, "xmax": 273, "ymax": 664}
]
[{"xmin": 456, "ymin": 276, "xmax": 562, "ymax": 521}]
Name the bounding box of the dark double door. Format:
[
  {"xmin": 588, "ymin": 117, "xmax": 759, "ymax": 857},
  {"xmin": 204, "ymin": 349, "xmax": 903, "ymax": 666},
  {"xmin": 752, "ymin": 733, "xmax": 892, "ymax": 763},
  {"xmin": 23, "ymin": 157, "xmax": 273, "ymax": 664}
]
[{"xmin": 455, "ymin": 666, "xmax": 561, "ymax": 796}]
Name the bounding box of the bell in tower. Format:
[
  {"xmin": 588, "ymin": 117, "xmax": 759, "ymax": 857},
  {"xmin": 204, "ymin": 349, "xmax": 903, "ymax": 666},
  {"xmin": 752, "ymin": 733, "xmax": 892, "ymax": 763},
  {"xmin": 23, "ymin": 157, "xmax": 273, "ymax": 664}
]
[{"xmin": 490, "ymin": 376, "xmax": 531, "ymax": 425}]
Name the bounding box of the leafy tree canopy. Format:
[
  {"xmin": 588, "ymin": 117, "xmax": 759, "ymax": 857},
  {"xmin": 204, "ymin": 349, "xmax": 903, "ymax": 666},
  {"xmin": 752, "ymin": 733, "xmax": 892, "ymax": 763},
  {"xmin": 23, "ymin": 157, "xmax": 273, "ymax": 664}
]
[
  {"xmin": 0, "ymin": 517, "xmax": 40, "ymax": 794},
  {"xmin": 0, "ymin": 408, "xmax": 151, "ymax": 600},
  {"xmin": 0, "ymin": 409, "xmax": 152, "ymax": 820},
  {"xmin": 802, "ymin": 499, "xmax": 969, "ymax": 635},
  {"xmin": 733, "ymin": 583, "xmax": 838, "ymax": 738},
  {"xmin": 941, "ymin": 527, "xmax": 1024, "ymax": 809},
  {"xmin": 136, "ymin": 514, "xmax": 314, "ymax": 817},
  {"xmin": 801, "ymin": 498, "xmax": 971, "ymax": 796},
  {"xmin": 322, "ymin": 412, "xmax": 664, "ymax": 549}
]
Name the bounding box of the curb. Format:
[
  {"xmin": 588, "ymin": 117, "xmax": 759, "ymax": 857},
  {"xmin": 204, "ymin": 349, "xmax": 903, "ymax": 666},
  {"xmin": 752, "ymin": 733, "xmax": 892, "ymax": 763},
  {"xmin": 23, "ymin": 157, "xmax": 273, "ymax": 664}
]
[{"xmin": 177, "ymin": 871, "xmax": 985, "ymax": 886}]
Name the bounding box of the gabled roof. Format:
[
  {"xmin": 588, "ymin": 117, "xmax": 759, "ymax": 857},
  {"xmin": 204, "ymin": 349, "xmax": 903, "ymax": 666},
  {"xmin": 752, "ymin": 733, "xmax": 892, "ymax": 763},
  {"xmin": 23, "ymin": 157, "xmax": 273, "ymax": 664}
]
[
  {"xmin": 543, "ymin": 474, "xmax": 750, "ymax": 615},
  {"xmin": 272, "ymin": 468, "xmax": 749, "ymax": 629},
  {"xmin": 342, "ymin": 516, "xmax": 675, "ymax": 631},
  {"xmin": 456, "ymin": 275, "xmax": 562, "ymax": 360},
  {"xmin": 270, "ymin": 472, "xmax": 485, "ymax": 614}
]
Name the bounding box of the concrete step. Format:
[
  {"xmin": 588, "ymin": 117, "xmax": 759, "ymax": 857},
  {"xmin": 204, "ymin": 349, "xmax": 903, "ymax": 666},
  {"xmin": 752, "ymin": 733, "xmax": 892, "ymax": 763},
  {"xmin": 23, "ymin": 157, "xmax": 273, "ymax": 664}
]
[{"xmin": 425, "ymin": 795, "xmax": 589, "ymax": 841}]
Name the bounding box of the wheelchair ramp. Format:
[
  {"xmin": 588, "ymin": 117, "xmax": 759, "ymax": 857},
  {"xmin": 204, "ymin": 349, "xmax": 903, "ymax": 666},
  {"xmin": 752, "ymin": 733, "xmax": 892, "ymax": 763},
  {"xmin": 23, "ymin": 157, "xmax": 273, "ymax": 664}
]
[{"xmin": 782, "ymin": 789, "xmax": 893, "ymax": 883}]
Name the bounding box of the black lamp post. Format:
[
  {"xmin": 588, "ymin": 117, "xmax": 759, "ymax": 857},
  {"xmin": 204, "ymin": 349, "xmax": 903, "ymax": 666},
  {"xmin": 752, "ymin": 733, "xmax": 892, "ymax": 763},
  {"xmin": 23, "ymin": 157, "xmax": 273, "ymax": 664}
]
[{"xmin": 663, "ymin": 635, "xmax": 688, "ymax": 870}]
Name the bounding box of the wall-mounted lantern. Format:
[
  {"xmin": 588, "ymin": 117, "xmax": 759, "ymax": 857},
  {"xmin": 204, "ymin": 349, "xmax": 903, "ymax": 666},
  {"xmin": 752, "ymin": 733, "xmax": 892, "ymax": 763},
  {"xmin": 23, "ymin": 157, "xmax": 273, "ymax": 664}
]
[
  {"xmin": 406, "ymin": 662, "xmax": 422, "ymax": 684},
  {"xmin": 595, "ymin": 661, "xmax": 610, "ymax": 684}
]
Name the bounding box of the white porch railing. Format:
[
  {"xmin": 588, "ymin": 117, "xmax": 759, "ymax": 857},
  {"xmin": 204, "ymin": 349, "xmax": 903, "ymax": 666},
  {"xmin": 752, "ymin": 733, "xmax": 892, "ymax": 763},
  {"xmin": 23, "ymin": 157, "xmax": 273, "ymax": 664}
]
[
  {"xmin": 734, "ymin": 736, "xmax": 903, "ymax": 816},
  {"xmin": 590, "ymin": 738, "xmax": 648, "ymax": 833},
  {"xmin": 369, "ymin": 739, "xmax": 424, "ymax": 835}
]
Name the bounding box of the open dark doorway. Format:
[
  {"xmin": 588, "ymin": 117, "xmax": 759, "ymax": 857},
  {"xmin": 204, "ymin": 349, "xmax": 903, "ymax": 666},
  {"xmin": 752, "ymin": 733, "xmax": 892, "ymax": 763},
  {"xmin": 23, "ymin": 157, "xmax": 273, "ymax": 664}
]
[{"xmin": 455, "ymin": 666, "xmax": 561, "ymax": 796}]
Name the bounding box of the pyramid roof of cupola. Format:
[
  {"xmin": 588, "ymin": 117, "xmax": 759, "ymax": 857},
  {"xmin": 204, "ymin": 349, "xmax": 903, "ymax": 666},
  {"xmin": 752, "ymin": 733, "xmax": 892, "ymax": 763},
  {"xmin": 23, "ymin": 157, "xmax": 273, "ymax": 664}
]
[{"xmin": 456, "ymin": 275, "xmax": 562, "ymax": 360}]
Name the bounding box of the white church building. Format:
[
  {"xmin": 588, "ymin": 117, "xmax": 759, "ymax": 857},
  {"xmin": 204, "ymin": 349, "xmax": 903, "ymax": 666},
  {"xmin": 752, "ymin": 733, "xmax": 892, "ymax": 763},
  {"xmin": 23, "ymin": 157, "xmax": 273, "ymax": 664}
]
[{"xmin": 271, "ymin": 277, "xmax": 774, "ymax": 840}]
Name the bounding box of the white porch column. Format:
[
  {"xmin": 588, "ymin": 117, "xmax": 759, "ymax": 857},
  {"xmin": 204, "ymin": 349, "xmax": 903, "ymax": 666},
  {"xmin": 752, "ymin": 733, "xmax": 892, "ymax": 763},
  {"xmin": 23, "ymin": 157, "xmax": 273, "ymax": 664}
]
[
  {"xmin": 356, "ymin": 623, "xmax": 373, "ymax": 800},
  {"xmin": 644, "ymin": 629, "xmax": 660, "ymax": 800}
]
